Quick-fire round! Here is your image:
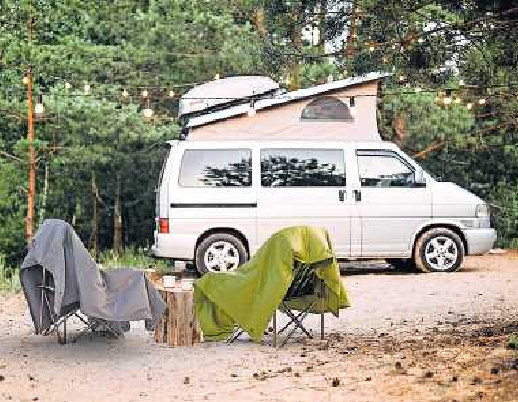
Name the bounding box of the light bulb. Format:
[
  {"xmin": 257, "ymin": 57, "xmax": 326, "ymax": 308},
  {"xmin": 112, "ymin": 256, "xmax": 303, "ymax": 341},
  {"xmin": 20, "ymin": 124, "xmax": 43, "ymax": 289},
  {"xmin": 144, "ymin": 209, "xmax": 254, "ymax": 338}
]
[
  {"xmin": 142, "ymin": 89, "xmax": 148, "ymax": 98},
  {"xmin": 466, "ymin": 102, "xmax": 473, "ymax": 110},
  {"xmin": 23, "ymin": 76, "xmax": 30, "ymax": 85},
  {"xmin": 122, "ymin": 89, "xmax": 129, "ymax": 98},
  {"xmin": 65, "ymin": 82, "xmax": 71, "ymax": 89},
  {"xmin": 478, "ymin": 98, "xmax": 486, "ymax": 105},
  {"xmin": 84, "ymin": 84, "xmax": 91, "ymax": 94},
  {"xmin": 443, "ymin": 96, "xmax": 452, "ymax": 105},
  {"xmin": 418, "ymin": 38, "xmax": 424, "ymax": 43},
  {"xmin": 143, "ymin": 107, "xmax": 153, "ymax": 118},
  {"xmin": 392, "ymin": 44, "xmax": 396, "ymax": 50},
  {"xmin": 459, "ymin": 79, "xmax": 465, "ymax": 86},
  {"xmin": 398, "ymin": 75, "xmax": 406, "ymax": 82},
  {"xmin": 35, "ymin": 103, "xmax": 44, "ymax": 115},
  {"xmin": 455, "ymin": 98, "xmax": 462, "ymax": 104},
  {"xmin": 214, "ymin": 73, "xmax": 220, "ymax": 80},
  {"xmin": 369, "ymin": 45, "xmax": 375, "ymax": 52},
  {"xmin": 169, "ymin": 90, "xmax": 175, "ymax": 97}
]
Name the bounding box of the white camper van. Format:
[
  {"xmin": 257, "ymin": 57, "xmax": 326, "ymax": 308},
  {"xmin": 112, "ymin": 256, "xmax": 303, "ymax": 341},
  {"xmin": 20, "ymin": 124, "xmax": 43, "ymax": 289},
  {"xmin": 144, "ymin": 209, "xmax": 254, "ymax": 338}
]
[{"xmin": 152, "ymin": 140, "xmax": 496, "ymax": 274}]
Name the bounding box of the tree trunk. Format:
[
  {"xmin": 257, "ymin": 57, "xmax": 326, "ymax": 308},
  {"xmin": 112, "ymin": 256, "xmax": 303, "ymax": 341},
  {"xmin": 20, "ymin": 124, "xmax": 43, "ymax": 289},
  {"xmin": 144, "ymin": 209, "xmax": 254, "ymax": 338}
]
[
  {"xmin": 113, "ymin": 172, "xmax": 123, "ymax": 253},
  {"xmin": 318, "ymin": 0, "xmax": 327, "ymax": 54},
  {"xmin": 288, "ymin": 9, "xmax": 303, "ymax": 91},
  {"xmin": 38, "ymin": 162, "xmax": 49, "ymax": 226},
  {"xmin": 90, "ymin": 170, "xmax": 99, "ymax": 259},
  {"xmin": 252, "ymin": 7, "xmax": 267, "ymax": 39},
  {"xmin": 345, "ymin": 0, "xmax": 358, "ymax": 66}
]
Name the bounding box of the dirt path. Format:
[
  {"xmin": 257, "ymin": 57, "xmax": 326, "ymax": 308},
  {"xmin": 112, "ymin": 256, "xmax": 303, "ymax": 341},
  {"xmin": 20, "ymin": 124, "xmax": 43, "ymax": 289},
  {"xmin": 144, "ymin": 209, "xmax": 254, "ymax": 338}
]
[{"xmin": 1, "ymin": 255, "xmax": 517, "ymax": 402}]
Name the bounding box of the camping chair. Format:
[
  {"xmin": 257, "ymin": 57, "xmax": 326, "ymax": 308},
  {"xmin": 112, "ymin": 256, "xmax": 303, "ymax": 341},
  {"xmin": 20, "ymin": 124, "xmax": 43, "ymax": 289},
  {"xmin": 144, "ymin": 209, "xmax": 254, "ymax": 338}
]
[
  {"xmin": 227, "ymin": 261, "xmax": 327, "ymax": 347},
  {"xmin": 35, "ymin": 266, "xmax": 122, "ymax": 344},
  {"xmin": 272, "ymin": 261, "xmax": 326, "ymax": 347}
]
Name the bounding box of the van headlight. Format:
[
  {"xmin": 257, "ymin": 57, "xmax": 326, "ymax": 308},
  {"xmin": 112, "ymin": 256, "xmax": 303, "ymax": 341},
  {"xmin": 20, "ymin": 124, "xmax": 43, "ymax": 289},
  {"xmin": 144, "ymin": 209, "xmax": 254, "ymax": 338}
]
[{"xmin": 475, "ymin": 204, "xmax": 490, "ymax": 218}]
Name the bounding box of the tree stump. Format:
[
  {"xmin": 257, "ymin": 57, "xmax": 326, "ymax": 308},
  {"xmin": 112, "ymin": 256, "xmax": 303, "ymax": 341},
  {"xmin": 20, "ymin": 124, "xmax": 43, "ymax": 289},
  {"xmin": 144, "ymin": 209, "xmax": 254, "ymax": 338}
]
[{"xmin": 154, "ymin": 288, "xmax": 202, "ymax": 347}]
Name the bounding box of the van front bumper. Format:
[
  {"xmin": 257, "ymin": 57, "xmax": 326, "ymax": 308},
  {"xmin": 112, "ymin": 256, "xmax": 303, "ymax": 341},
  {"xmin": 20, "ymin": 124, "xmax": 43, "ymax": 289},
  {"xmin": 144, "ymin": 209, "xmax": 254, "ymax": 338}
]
[{"xmin": 464, "ymin": 228, "xmax": 497, "ymax": 255}]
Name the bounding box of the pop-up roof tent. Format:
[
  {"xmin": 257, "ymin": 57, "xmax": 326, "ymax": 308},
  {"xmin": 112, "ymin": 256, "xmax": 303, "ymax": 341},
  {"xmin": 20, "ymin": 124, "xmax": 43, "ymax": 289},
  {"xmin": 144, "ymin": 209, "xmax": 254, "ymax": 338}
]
[{"xmin": 179, "ymin": 72, "xmax": 390, "ymax": 141}]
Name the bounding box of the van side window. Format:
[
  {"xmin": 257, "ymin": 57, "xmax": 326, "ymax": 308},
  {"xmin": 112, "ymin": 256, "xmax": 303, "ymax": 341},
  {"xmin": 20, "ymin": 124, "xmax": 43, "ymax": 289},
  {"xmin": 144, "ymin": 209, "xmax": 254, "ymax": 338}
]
[
  {"xmin": 179, "ymin": 149, "xmax": 252, "ymax": 187},
  {"xmin": 357, "ymin": 150, "xmax": 415, "ymax": 188},
  {"xmin": 261, "ymin": 149, "xmax": 346, "ymax": 187}
]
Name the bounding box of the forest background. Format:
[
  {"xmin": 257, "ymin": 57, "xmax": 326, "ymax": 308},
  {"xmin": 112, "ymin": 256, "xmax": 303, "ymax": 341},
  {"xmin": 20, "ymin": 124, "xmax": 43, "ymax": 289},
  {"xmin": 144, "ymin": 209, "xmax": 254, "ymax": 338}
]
[{"xmin": 1, "ymin": 0, "xmax": 517, "ymax": 284}]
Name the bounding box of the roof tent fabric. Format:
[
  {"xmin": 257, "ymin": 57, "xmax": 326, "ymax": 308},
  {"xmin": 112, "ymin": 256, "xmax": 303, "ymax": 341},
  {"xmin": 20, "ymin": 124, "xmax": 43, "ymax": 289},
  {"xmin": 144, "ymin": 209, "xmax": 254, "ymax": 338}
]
[
  {"xmin": 194, "ymin": 226, "xmax": 350, "ymax": 342},
  {"xmin": 20, "ymin": 219, "xmax": 166, "ymax": 334},
  {"xmin": 179, "ymin": 76, "xmax": 279, "ymax": 117}
]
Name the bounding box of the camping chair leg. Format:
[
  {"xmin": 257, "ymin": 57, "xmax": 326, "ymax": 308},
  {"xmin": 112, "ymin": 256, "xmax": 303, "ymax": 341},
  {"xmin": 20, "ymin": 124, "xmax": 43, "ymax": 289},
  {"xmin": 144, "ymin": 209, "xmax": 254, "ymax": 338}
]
[
  {"xmin": 280, "ymin": 304, "xmax": 314, "ymax": 339},
  {"xmin": 319, "ymin": 279, "xmax": 325, "ymax": 340},
  {"xmin": 227, "ymin": 328, "xmax": 244, "ymax": 344},
  {"xmin": 273, "ymin": 311, "xmax": 277, "ymax": 347}
]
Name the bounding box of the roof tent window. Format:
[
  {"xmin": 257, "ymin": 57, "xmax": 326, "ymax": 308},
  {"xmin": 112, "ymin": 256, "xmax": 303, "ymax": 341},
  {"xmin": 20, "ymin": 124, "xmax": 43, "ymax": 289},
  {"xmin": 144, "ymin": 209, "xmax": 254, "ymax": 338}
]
[{"xmin": 301, "ymin": 96, "xmax": 353, "ymax": 121}]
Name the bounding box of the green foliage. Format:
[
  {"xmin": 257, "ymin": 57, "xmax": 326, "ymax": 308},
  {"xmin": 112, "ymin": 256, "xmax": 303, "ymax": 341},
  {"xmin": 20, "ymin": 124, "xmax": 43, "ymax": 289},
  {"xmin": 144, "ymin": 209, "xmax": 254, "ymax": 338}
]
[
  {"xmin": 0, "ymin": 254, "xmax": 21, "ymax": 293},
  {"xmin": 98, "ymin": 247, "xmax": 169, "ymax": 271}
]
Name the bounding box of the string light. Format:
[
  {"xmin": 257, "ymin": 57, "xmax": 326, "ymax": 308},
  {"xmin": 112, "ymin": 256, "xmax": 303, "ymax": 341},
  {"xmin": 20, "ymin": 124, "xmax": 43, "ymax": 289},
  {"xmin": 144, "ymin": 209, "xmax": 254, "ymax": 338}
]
[
  {"xmin": 122, "ymin": 89, "xmax": 129, "ymax": 98},
  {"xmin": 35, "ymin": 95, "xmax": 44, "ymax": 115},
  {"xmin": 141, "ymin": 89, "xmax": 149, "ymax": 98},
  {"xmin": 466, "ymin": 102, "xmax": 473, "ymax": 110},
  {"xmin": 169, "ymin": 90, "xmax": 175, "ymax": 97},
  {"xmin": 214, "ymin": 73, "xmax": 220, "ymax": 80},
  {"xmin": 414, "ymin": 87, "xmax": 422, "ymax": 93},
  {"xmin": 369, "ymin": 45, "xmax": 375, "ymax": 52},
  {"xmin": 459, "ymin": 79, "xmax": 465, "ymax": 86},
  {"xmin": 455, "ymin": 98, "xmax": 462, "ymax": 104},
  {"xmin": 84, "ymin": 84, "xmax": 91, "ymax": 94},
  {"xmin": 143, "ymin": 99, "xmax": 153, "ymax": 118},
  {"xmin": 23, "ymin": 75, "xmax": 30, "ymax": 85},
  {"xmin": 65, "ymin": 82, "xmax": 71, "ymax": 89},
  {"xmin": 478, "ymin": 97, "xmax": 487, "ymax": 105},
  {"xmin": 418, "ymin": 38, "xmax": 424, "ymax": 44},
  {"xmin": 443, "ymin": 89, "xmax": 452, "ymax": 105},
  {"xmin": 349, "ymin": 96, "xmax": 357, "ymax": 117}
]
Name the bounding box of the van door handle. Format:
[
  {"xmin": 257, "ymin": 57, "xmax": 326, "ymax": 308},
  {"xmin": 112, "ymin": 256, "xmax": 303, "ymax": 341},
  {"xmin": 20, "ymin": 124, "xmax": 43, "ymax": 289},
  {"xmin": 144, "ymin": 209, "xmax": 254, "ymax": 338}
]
[
  {"xmin": 338, "ymin": 189, "xmax": 346, "ymax": 202},
  {"xmin": 353, "ymin": 189, "xmax": 362, "ymax": 202}
]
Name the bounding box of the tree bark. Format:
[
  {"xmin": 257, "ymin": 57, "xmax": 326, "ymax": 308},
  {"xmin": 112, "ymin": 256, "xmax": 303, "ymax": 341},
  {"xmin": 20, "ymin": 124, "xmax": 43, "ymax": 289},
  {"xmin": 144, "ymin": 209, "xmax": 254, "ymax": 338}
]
[
  {"xmin": 38, "ymin": 162, "xmax": 49, "ymax": 226},
  {"xmin": 90, "ymin": 170, "xmax": 99, "ymax": 259},
  {"xmin": 252, "ymin": 7, "xmax": 267, "ymax": 39},
  {"xmin": 113, "ymin": 172, "xmax": 123, "ymax": 253},
  {"xmin": 345, "ymin": 1, "xmax": 358, "ymax": 65},
  {"xmin": 318, "ymin": 0, "xmax": 327, "ymax": 54}
]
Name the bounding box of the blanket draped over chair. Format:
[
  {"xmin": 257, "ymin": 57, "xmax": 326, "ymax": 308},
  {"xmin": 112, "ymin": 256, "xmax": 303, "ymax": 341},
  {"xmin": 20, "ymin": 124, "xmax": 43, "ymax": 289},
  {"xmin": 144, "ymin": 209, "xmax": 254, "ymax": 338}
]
[
  {"xmin": 194, "ymin": 226, "xmax": 350, "ymax": 342},
  {"xmin": 20, "ymin": 219, "xmax": 166, "ymax": 335}
]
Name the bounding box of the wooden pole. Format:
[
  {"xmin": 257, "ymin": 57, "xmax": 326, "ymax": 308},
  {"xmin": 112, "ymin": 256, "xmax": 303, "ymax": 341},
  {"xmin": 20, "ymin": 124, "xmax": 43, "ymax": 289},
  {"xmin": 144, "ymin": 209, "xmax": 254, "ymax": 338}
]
[{"xmin": 25, "ymin": 67, "xmax": 36, "ymax": 243}]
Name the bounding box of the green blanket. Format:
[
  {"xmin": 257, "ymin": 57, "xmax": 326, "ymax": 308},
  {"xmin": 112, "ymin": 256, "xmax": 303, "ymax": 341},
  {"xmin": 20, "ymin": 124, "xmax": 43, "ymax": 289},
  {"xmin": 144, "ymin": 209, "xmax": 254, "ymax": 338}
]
[{"xmin": 193, "ymin": 226, "xmax": 350, "ymax": 342}]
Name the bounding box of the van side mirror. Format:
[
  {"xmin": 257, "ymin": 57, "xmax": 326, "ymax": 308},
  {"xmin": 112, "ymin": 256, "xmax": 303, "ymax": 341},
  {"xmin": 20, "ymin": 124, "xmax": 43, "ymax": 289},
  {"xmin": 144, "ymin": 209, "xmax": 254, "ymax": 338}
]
[{"xmin": 413, "ymin": 168, "xmax": 427, "ymax": 188}]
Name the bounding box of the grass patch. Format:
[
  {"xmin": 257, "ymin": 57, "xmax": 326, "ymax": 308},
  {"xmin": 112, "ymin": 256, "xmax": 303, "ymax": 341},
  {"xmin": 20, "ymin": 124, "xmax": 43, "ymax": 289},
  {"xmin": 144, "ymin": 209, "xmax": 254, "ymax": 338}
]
[
  {"xmin": 98, "ymin": 247, "xmax": 170, "ymax": 271},
  {"xmin": 509, "ymin": 335, "xmax": 518, "ymax": 350}
]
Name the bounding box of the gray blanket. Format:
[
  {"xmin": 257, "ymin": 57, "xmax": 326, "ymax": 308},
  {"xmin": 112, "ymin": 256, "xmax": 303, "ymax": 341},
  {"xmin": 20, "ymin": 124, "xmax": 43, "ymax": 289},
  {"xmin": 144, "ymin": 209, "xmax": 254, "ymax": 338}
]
[{"xmin": 20, "ymin": 219, "xmax": 166, "ymax": 334}]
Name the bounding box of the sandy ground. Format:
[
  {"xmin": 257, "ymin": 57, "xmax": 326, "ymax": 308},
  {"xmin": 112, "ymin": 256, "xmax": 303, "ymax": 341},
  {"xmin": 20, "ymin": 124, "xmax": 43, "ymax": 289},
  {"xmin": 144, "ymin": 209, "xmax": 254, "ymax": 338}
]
[{"xmin": 1, "ymin": 254, "xmax": 517, "ymax": 402}]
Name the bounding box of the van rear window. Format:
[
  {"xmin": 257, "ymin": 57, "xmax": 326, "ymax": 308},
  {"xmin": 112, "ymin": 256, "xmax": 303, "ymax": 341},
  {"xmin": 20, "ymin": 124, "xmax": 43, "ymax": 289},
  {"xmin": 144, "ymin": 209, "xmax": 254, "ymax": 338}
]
[
  {"xmin": 261, "ymin": 148, "xmax": 346, "ymax": 187},
  {"xmin": 179, "ymin": 149, "xmax": 252, "ymax": 187}
]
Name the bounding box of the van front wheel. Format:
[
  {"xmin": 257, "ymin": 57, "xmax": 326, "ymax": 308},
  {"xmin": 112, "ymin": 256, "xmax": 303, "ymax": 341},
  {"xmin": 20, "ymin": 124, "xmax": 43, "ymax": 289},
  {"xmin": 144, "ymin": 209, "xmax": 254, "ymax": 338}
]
[
  {"xmin": 414, "ymin": 228, "xmax": 465, "ymax": 273},
  {"xmin": 195, "ymin": 233, "xmax": 248, "ymax": 275}
]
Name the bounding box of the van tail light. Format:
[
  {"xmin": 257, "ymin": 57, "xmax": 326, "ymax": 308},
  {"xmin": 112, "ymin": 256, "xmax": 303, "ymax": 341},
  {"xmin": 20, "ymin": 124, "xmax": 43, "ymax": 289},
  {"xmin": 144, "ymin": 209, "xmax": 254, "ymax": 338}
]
[{"xmin": 158, "ymin": 218, "xmax": 170, "ymax": 234}]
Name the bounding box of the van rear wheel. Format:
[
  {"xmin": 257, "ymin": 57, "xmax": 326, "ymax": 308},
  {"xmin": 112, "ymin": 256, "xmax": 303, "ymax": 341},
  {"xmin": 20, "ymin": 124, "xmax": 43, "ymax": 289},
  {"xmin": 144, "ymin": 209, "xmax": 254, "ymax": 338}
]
[
  {"xmin": 414, "ymin": 228, "xmax": 465, "ymax": 273},
  {"xmin": 195, "ymin": 233, "xmax": 248, "ymax": 275}
]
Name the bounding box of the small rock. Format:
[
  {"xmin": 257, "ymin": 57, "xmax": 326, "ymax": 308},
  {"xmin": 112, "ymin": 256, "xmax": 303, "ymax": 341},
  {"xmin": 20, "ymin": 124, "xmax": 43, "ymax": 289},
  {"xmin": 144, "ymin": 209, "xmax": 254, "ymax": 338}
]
[
  {"xmin": 306, "ymin": 366, "xmax": 313, "ymax": 371},
  {"xmin": 183, "ymin": 376, "xmax": 190, "ymax": 385},
  {"xmin": 490, "ymin": 367, "xmax": 499, "ymax": 375},
  {"xmin": 471, "ymin": 376, "xmax": 482, "ymax": 385},
  {"xmin": 395, "ymin": 362, "xmax": 403, "ymax": 370},
  {"xmin": 28, "ymin": 375, "xmax": 35, "ymax": 381},
  {"xmin": 424, "ymin": 371, "xmax": 434, "ymax": 378},
  {"xmin": 252, "ymin": 373, "xmax": 259, "ymax": 378},
  {"xmin": 300, "ymin": 353, "xmax": 307, "ymax": 358},
  {"xmin": 230, "ymin": 373, "xmax": 238, "ymax": 378},
  {"xmin": 294, "ymin": 372, "xmax": 300, "ymax": 377},
  {"xmin": 451, "ymin": 376, "xmax": 458, "ymax": 382},
  {"xmin": 32, "ymin": 398, "xmax": 39, "ymax": 401},
  {"xmin": 365, "ymin": 377, "xmax": 371, "ymax": 381},
  {"xmin": 331, "ymin": 378, "xmax": 340, "ymax": 387},
  {"xmin": 0, "ymin": 375, "xmax": 5, "ymax": 382}
]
